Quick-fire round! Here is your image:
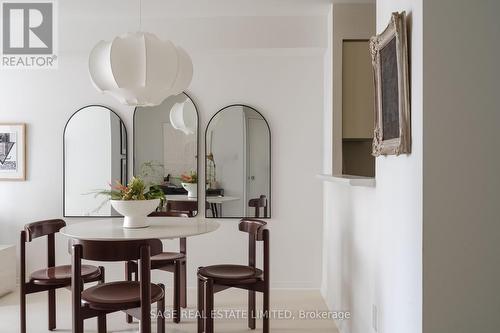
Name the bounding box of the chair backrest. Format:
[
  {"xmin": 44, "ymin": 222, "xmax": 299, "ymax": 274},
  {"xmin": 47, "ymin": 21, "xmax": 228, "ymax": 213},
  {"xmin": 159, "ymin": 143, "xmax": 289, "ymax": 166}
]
[
  {"xmin": 239, "ymin": 219, "xmax": 267, "ymax": 241},
  {"xmin": 24, "ymin": 219, "xmax": 66, "ymax": 241},
  {"xmin": 248, "ymin": 195, "xmax": 268, "ymax": 218},
  {"xmin": 20, "ymin": 219, "xmax": 66, "ymax": 275},
  {"xmin": 239, "ymin": 219, "xmax": 269, "ymax": 281},
  {"xmin": 70, "ymin": 238, "xmax": 163, "ymax": 262},
  {"xmin": 166, "ymin": 200, "xmax": 198, "ymax": 217}
]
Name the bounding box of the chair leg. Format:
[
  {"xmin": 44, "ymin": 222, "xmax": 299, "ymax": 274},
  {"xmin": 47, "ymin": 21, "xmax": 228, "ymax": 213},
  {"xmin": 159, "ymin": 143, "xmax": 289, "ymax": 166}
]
[
  {"xmin": 97, "ymin": 314, "xmax": 106, "ymax": 333},
  {"xmin": 96, "ymin": 267, "xmax": 107, "ymax": 332},
  {"xmin": 72, "ymin": 280, "xmax": 84, "ymax": 333},
  {"xmin": 263, "ymin": 287, "xmax": 270, "ymax": 333},
  {"xmin": 48, "ymin": 289, "xmax": 56, "ymax": 330},
  {"xmin": 20, "ymin": 287, "xmax": 26, "ymax": 333},
  {"xmin": 72, "ymin": 296, "xmax": 83, "ymax": 333},
  {"xmin": 125, "ymin": 261, "xmax": 133, "ymax": 323},
  {"xmin": 99, "ymin": 266, "xmax": 105, "ymax": 284},
  {"xmin": 205, "ymin": 279, "xmax": 214, "ymax": 333},
  {"xmin": 248, "ymin": 290, "xmax": 256, "ymax": 329},
  {"xmin": 157, "ymin": 284, "xmax": 166, "ymax": 333},
  {"xmin": 180, "ymin": 261, "xmax": 187, "ymax": 308},
  {"xmin": 197, "ymin": 277, "xmax": 204, "ymax": 333},
  {"xmin": 140, "ymin": 312, "xmax": 151, "ymax": 333},
  {"xmin": 173, "ymin": 260, "xmax": 181, "ymax": 323}
]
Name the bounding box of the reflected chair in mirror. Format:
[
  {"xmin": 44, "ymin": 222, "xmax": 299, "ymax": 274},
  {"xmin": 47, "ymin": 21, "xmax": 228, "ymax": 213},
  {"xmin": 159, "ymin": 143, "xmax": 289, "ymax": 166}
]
[
  {"xmin": 126, "ymin": 211, "xmax": 190, "ymax": 324},
  {"xmin": 167, "ymin": 200, "xmax": 198, "ymax": 217},
  {"xmin": 206, "ymin": 189, "xmax": 224, "ymax": 217},
  {"xmin": 197, "ymin": 219, "xmax": 270, "ymax": 333},
  {"xmin": 20, "ymin": 219, "xmax": 103, "ymax": 333},
  {"xmin": 248, "ymin": 195, "xmax": 268, "ymax": 218},
  {"xmin": 72, "ymin": 238, "xmax": 165, "ymax": 333},
  {"xmin": 206, "ymin": 201, "xmax": 216, "ymax": 218}
]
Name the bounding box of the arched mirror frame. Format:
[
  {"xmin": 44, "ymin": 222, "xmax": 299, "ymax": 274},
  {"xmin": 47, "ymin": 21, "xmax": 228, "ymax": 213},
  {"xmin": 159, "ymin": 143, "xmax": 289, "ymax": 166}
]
[
  {"xmin": 63, "ymin": 105, "xmax": 128, "ymax": 218},
  {"xmin": 205, "ymin": 104, "xmax": 272, "ymax": 219},
  {"xmin": 133, "ymin": 92, "xmax": 200, "ymax": 216}
]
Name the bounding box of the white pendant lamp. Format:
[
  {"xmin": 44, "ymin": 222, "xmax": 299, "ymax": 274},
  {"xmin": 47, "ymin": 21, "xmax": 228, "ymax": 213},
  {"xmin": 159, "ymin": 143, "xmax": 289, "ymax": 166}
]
[
  {"xmin": 88, "ymin": 2, "xmax": 193, "ymax": 107},
  {"xmin": 170, "ymin": 98, "xmax": 197, "ymax": 135}
]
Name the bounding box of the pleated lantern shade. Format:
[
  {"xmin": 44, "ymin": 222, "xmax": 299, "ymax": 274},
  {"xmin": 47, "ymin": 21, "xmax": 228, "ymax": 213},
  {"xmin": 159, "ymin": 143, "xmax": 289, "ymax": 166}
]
[
  {"xmin": 89, "ymin": 32, "xmax": 193, "ymax": 107},
  {"xmin": 169, "ymin": 98, "xmax": 197, "ymax": 135}
]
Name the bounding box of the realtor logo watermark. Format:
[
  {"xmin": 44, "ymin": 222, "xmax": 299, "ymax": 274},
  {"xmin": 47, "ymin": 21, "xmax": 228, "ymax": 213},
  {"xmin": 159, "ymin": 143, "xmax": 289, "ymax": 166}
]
[{"xmin": 1, "ymin": 0, "xmax": 57, "ymax": 68}]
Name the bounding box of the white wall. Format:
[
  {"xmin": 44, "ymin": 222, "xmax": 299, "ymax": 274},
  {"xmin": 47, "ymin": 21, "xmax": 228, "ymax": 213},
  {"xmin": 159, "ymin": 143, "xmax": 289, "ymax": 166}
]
[
  {"xmin": 423, "ymin": 1, "xmax": 500, "ymax": 332},
  {"xmin": 0, "ymin": 0, "xmax": 329, "ymax": 289},
  {"xmin": 322, "ymin": 2, "xmax": 423, "ymax": 333}
]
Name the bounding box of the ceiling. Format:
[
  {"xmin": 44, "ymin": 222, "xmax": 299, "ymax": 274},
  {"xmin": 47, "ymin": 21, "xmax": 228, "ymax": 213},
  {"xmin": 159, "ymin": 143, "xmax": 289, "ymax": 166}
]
[{"xmin": 63, "ymin": 0, "xmax": 334, "ymax": 19}]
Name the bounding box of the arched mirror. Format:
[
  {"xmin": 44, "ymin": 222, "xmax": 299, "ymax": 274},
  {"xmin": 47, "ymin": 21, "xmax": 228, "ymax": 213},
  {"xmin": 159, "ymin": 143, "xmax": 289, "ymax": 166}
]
[
  {"xmin": 64, "ymin": 105, "xmax": 127, "ymax": 217},
  {"xmin": 206, "ymin": 105, "xmax": 271, "ymax": 218},
  {"xmin": 134, "ymin": 93, "xmax": 199, "ymax": 217}
]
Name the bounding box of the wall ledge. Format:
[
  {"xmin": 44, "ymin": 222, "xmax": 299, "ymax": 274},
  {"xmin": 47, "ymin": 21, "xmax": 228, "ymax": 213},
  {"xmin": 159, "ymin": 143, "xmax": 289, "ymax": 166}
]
[{"xmin": 317, "ymin": 174, "xmax": 376, "ymax": 187}]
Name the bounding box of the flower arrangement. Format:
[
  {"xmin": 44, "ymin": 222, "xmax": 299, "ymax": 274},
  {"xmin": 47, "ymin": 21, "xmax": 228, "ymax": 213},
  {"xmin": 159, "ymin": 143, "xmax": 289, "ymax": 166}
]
[
  {"xmin": 96, "ymin": 177, "xmax": 166, "ymax": 228},
  {"xmin": 99, "ymin": 177, "xmax": 165, "ymax": 202},
  {"xmin": 180, "ymin": 171, "xmax": 198, "ymax": 184}
]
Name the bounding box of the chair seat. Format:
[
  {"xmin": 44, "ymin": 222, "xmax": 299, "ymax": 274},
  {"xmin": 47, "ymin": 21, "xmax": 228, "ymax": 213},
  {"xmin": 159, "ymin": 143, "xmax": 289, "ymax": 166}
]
[
  {"xmin": 198, "ymin": 265, "xmax": 263, "ymax": 282},
  {"xmin": 129, "ymin": 252, "xmax": 185, "ymax": 272},
  {"xmin": 82, "ymin": 281, "xmax": 164, "ymax": 311},
  {"xmin": 151, "ymin": 252, "xmax": 186, "ymax": 263},
  {"xmin": 30, "ymin": 264, "xmax": 101, "ymax": 285}
]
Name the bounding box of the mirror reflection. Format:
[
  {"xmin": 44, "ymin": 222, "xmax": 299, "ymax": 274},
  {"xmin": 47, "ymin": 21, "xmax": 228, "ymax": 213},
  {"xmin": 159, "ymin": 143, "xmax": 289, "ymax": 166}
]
[
  {"xmin": 134, "ymin": 93, "xmax": 199, "ymax": 216},
  {"xmin": 206, "ymin": 105, "xmax": 271, "ymax": 218},
  {"xmin": 64, "ymin": 105, "xmax": 127, "ymax": 217}
]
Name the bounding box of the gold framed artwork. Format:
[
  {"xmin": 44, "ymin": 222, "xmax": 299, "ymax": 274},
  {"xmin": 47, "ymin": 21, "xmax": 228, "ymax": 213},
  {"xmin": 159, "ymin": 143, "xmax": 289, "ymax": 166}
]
[
  {"xmin": 0, "ymin": 123, "xmax": 26, "ymax": 180},
  {"xmin": 370, "ymin": 11, "xmax": 411, "ymax": 156}
]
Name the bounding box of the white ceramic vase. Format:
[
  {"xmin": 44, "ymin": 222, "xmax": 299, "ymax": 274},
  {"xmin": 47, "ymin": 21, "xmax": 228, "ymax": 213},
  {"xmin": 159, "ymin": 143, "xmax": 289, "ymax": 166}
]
[
  {"xmin": 181, "ymin": 182, "xmax": 197, "ymax": 198},
  {"xmin": 110, "ymin": 199, "xmax": 160, "ymax": 228}
]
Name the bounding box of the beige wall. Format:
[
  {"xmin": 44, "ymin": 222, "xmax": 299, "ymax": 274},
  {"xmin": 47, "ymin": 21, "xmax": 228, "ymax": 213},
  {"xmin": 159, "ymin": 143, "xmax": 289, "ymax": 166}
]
[
  {"xmin": 342, "ymin": 40, "xmax": 374, "ymax": 139},
  {"xmin": 423, "ymin": 0, "xmax": 500, "ymax": 332},
  {"xmin": 332, "ymin": 4, "xmax": 376, "ymax": 174}
]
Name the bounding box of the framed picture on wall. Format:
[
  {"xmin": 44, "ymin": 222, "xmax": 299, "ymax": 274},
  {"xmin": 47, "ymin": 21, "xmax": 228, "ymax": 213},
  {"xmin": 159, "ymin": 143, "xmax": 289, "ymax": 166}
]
[
  {"xmin": 370, "ymin": 11, "xmax": 411, "ymax": 156},
  {"xmin": 0, "ymin": 123, "xmax": 26, "ymax": 180}
]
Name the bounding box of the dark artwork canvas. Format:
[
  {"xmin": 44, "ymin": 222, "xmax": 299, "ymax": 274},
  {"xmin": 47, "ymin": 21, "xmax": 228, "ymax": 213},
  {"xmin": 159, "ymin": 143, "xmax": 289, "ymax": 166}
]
[
  {"xmin": 380, "ymin": 37, "xmax": 400, "ymax": 140},
  {"xmin": 0, "ymin": 132, "xmax": 16, "ymax": 169}
]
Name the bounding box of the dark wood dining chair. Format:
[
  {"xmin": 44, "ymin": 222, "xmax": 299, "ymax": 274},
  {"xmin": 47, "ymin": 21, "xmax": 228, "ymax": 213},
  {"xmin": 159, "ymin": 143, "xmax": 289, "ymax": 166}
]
[
  {"xmin": 248, "ymin": 195, "xmax": 268, "ymax": 218},
  {"xmin": 126, "ymin": 210, "xmax": 190, "ymax": 324},
  {"xmin": 71, "ymin": 238, "xmax": 165, "ymax": 333},
  {"xmin": 19, "ymin": 219, "xmax": 103, "ymax": 333},
  {"xmin": 197, "ymin": 219, "xmax": 270, "ymax": 333}
]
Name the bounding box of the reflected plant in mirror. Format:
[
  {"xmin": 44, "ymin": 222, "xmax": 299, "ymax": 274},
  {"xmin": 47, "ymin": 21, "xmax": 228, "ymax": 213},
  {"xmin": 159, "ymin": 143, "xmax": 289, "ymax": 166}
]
[
  {"xmin": 205, "ymin": 105, "xmax": 271, "ymax": 218},
  {"xmin": 134, "ymin": 93, "xmax": 199, "ymax": 216},
  {"xmin": 180, "ymin": 171, "xmax": 198, "ymax": 198},
  {"xmin": 64, "ymin": 105, "xmax": 127, "ymax": 217}
]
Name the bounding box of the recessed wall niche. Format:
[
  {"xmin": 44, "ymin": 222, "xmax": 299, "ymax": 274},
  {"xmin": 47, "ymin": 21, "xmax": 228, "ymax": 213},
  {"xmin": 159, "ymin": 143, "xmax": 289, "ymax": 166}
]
[{"xmin": 342, "ymin": 39, "xmax": 375, "ymax": 177}]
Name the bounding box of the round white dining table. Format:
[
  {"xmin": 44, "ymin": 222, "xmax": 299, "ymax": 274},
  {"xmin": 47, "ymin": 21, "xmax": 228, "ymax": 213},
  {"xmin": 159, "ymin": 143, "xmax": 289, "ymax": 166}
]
[{"xmin": 60, "ymin": 216, "xmax": 220, "ymax": 241}]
